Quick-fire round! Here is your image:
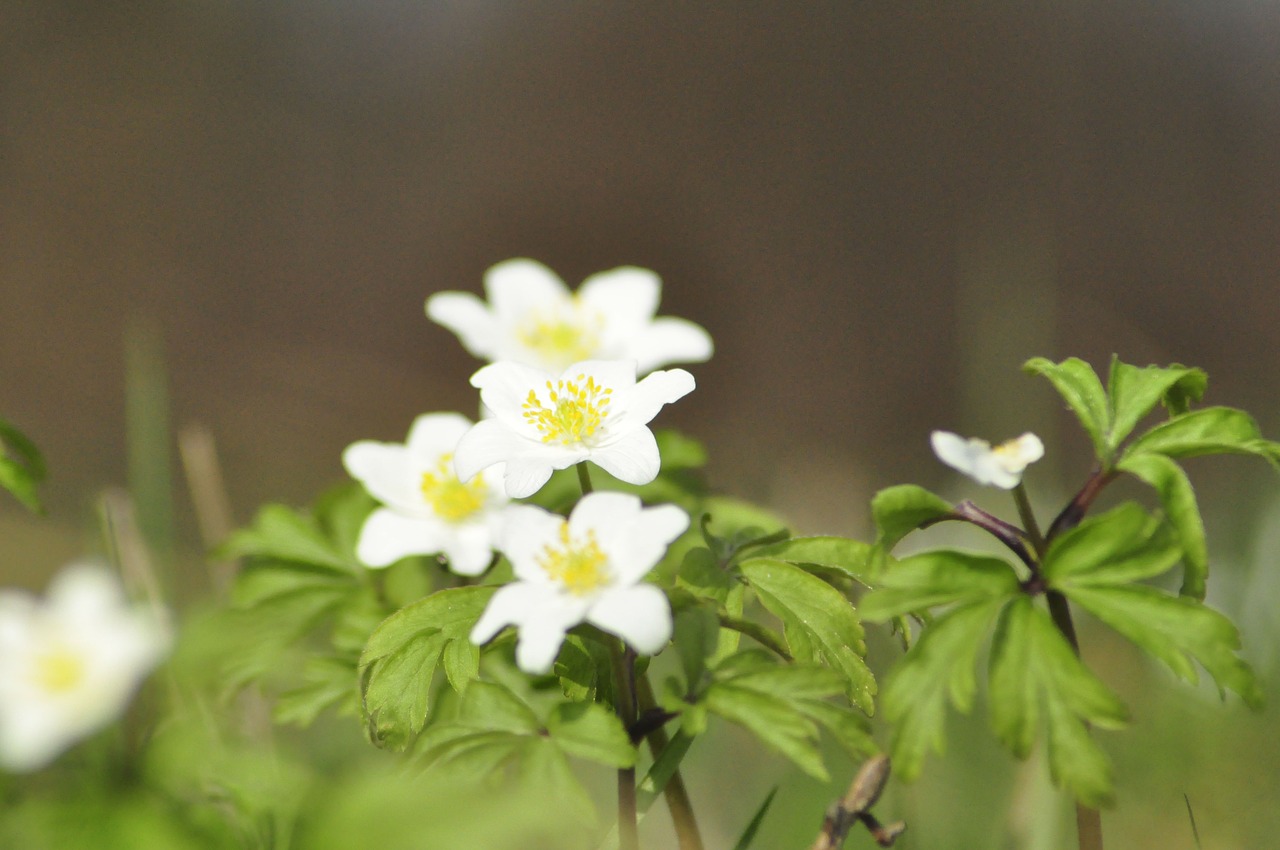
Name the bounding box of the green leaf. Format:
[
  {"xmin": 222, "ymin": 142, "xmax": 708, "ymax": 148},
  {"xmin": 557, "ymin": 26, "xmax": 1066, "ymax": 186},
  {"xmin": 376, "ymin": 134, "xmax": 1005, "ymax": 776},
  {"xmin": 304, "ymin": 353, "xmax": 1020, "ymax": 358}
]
[
  {"xmin": 654, "ymin": 428, "xmax": 708, "ymax": 469},
  {"xmin": 749, "ymin": 535, "xmax": 874, "ymax": 585},
  {"xmin": 517, "ymin": 738, "xmax": 598, "ymax": 830},
  {"xmin": 859, "ymin": 549, "xmax": 1020, "ymax": 622},
  {"xmin": 1124, "ymin": 407, "xmax": 1279, "ymax": 463},
  {"xmin": 554, "ymin": 633, "xmax": 615, "ymax": 704},
  {"xmin": 442, "ymin": 637, "xmax": 480, "ymax": 694},
  {"xmin": 1024, "ymin": 356, "xmax": 1110, "ymax": 459},
  {"xmin": 1114, "ymin": 453, "xmax": 1209, "ymax": 598},
  {"xmin": 546, "ymin": 700, "xmax": 636, "ymax": 768},
  {"xmin": 312, "ymin": 482, "xmax": 378, "ymax": 563},
  {"xmin": 739, "ymin": 558, "xmax": 876, "ymax": 712},
  {"xmin": 1060, "ymin": 584, "xmax": 1262, "ymax": 708},
  {"xmin": 673, "ymin": 605, "xmax": 719, "ymax": 691},
  {"xmin": 454, "ymin": 679, "xmax": 542, "ymax": 734},
  {"xmin": 792, "ymin": 699, "xmax": 878, "ymax": 760},
  {"xmin": 881, "ymin": 598, "xmax": 1008, "ymax": 781},
  {"xmin": 1042, "ymin": 503, "xmax": 1182, "ymax": 588},
  {"xmin": 220, "ymin": 503, "xmax": 356, "ymax": 572},
  {"xmin": 870, "ymin": 485, "xmax": 953, "ymax": 554},
  {"xmin": 0, "ymin": 418, "xmax": 45, "ymax": 512},
  {"xmin": 704, "ymin": 674, "xmax": 829, "ymax": 779},
  {"xmin": 987, "ymin": 597, "xmax": 1127, "ymax": 807},
  {"xmin": 359, "ymin": 586, "xmax": 496, "ymax": 750},
  {"xmin": 731, "ymin": 787, "xmax": 779, "ymax": 850},
  {"xmin": 676, "ymin": 546, "xmax": 735, "ymax": 604},
  {"xmin": 1106, "ymin": 358, "xmax": 1207, "ymax": 451},
  {"xmin": 274, "ymin": 655, "xmax": 359, "ymax": 727}
]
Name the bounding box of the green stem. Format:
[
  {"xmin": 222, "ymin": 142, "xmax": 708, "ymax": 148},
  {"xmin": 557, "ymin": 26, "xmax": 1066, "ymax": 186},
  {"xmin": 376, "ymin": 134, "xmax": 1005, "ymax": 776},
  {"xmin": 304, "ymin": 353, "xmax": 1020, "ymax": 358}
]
[
  {"xmin": 611, "ymin": 642, "xmax": 639, "ymax": 850},
  {"xmin": 1012, "ymin": 483, "xmax": 1045, "ymax": 558},
  {"xmin": 577, "ymin": 462, "xmax": 595, "ymax": 495},
  {"xmin": 718, "ymin": 613, "xmax": 793, "ymax": 661},
  {"xmin": 636, "ymin": 674, "xmax": 704, "ymax": 850}
]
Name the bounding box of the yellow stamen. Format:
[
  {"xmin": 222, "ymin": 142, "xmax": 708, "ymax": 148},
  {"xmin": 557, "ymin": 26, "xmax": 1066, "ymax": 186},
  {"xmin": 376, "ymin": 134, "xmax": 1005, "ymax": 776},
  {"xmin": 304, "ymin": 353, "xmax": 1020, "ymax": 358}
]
[
  {"xmin": 537, "ymin": 522, "xmax": 610, "ymax": 596},
  {"xmin": 33, "ymin": 647, "xmax": 86, "ymax": 693},
  {"xmin": 421, "ymin": 453, "xmax": 489, "ymax": 522},
  {"xmin": 521, "ymin": 376, "xmax": 614, "ymax": 446},
  {"xmin": 516, "ymin": 301, "xmax": 603, "ymax": 369}
]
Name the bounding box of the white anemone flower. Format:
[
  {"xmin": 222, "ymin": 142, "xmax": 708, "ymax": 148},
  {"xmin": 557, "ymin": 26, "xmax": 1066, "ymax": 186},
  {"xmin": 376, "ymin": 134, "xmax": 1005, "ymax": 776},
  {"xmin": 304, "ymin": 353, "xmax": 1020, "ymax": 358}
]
[
  {"xmin": 0, "ymin": 563, "xmax": 169, "ymax": 772},
  {"xmin": 425, "ymin": 258, "xmax": 713, "ymax": 374},
  {"xmin": 931, "ymin": 430, "xmax": 1045, "ymax": 490},
  {"xmin": 454, "ymin": 359, "xmax": 695, "ymax": 499},
  {"xmin": 343, "ymin": 413, "xmax": 510, "ymax": 575},
  {"xmin": 470, "ymin": 492, "xmax": 687, "ymax": 674}
]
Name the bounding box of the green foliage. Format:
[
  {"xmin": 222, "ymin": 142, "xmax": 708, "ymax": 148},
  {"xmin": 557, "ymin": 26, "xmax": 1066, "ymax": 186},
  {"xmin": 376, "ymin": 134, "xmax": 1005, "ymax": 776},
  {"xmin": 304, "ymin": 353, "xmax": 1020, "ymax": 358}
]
[
  {"xmin": 870, "ymin": 485, "xmax": 953, "ymax": 556},
  {"xmin": 359, "ymin": 586, "xmax": 495, "ymax": 750},
  {"xmin": 0, "ymin": 417, "xmax": 45, "ymax": 512}
]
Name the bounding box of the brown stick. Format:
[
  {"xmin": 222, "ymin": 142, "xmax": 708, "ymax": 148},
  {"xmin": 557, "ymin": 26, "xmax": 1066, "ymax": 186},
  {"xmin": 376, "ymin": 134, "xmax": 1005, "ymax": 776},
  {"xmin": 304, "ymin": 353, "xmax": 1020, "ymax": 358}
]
[{"xmin": 809, "ymin": 755, "xmax": 905, "ymax": 850}]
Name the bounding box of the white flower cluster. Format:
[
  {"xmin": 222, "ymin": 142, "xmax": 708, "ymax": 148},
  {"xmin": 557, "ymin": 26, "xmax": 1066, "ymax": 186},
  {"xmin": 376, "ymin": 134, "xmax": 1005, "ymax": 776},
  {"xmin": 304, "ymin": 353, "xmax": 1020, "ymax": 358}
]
[
  {"xmin": 345, "ymin": 260, "xmax": 711, "ymax": 673},
  {"xmin": 0, "ymin": 564, "xmax": 169, "ymax": 772}
]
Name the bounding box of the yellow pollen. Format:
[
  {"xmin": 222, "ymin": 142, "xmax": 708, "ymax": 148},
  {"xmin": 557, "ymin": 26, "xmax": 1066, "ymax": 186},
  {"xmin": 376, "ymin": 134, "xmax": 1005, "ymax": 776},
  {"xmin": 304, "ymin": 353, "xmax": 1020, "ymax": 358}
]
[
  {"xmin": 420, "ymin": 454, "xmax": 489, "ymax": 522},
  {"xmin": 537, "ymin": 523, "xmax": 610, "ymax": 596},
  {"xmin": 516, "ymin": 302, "xmax": 603, "ymax": 369},
  {"xmin": 521, "ymin": 376, "xmax": 613, "ymax": 446},
  {"xmin": 33, "ymin": 647, "xmax": 86, "ymax": 694}
]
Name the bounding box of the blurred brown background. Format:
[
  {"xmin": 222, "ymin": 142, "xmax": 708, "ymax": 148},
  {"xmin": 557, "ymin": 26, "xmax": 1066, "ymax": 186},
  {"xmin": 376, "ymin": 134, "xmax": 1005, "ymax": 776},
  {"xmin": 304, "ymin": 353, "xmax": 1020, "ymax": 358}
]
[{"xmin": 2, "ymin": 4, "xmax": 1279, "ymax": 845}]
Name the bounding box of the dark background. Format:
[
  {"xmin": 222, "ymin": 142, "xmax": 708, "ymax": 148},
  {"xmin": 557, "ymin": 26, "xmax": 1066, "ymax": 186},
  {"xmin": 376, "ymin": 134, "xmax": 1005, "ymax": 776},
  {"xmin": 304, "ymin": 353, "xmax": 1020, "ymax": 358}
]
[{"xmin": 2, "ymin": 4, "xmax": 1278, "ymax": 846}]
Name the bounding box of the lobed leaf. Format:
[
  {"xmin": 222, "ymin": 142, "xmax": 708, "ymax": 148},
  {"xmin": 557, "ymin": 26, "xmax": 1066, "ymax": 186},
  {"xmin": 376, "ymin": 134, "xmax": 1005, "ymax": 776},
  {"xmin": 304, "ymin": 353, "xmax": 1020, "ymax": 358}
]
[
  {"xmin": 219, "ymin": 503, "xmax": 358, "ymax": 573},
  {"xmin": 546, "ymin": 701, "xmax": 635, "ymax": 768},
  {"xmin": 274, "ymin": 655, "xmax": 359, "ymax": 727},
  {"xmin": 1061, "ymin": 584, "xmax": 1262, "ymax": 708},
  {"xmin": 859, "ymin": 549, "xmax": 1020, "ymax": 622},
  {"xmin": 1024, "ymin": 357, "xmax": 1110, "ymax": 459},
  {"xmin": 748, "ymin": 535, "xmax": 874, "ymax": 585},
  {"xmin": 1114, "ymin": 453, "xmax": 1208, "ymax": 598},
  {"xmin": 739, "ymin": 558, "xmax": 876, "ymax": 712},
  {"xmin": 1042, "ymin": 503, "xmax": 1181, "ymax": 588},
  {"xmin": 1124, "ymin": 406, "xmax": 1279, "ymax": 463},
  {"xmin": 1106, "ymin": 358, "xmax": 1207, "ymax": 451},
  {"xmin": 870, "ymin": 485, "xmax": 953, "ymax": 555},
  {"xmin": 0, "ymin": 418, "xmax": 45, "ymax": 512}
]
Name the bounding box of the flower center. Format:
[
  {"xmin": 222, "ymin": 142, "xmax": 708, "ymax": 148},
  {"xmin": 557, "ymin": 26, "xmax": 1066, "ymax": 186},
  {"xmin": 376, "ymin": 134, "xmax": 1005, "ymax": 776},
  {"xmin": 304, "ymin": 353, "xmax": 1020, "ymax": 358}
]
[
  {"xmin": 522, "ymin": 377, "xmax": 613, "ymax": 446},
  {"xmin": 537, "ymin": 523, "xmax": 610, "ymax": 596},
  {"xmin": 33, "ymin": 646, "xmax": 86, "ymax": 694},
  {"xmin": 517, "ymin": 302, "xmax": 603, "ymax": 370},
  {"xmin": 421, "ymin": 454, "xmax": 489, "ymax": 522}
]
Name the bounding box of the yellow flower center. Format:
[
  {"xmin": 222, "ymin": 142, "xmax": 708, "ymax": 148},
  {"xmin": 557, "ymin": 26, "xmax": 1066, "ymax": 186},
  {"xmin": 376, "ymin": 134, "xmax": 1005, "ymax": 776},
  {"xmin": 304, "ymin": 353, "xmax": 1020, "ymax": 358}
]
[
  {"xmin": 33, "ymin": 646, "xmax": 86, "ymax": 694},
  {"xmin": 537, "ymin": 523, "xmax": 610, "ymax": 596},
  {"xmin": 522, "ymin": 377, "xmax": 613, "ymax": 446},
  {"xmin": 516, "ymin": 302, "xmax": 603, "ymax": 370},
  {"xmin": 421, "ymin": 454, "xmax": 489, "ymax": 522}
]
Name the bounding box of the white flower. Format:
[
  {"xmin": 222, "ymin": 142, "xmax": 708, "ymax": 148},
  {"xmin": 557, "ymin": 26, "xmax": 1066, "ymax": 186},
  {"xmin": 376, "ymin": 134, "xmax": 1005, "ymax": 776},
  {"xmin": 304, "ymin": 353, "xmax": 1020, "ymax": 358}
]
[
  {"xmin": 470, "ymin": 492, "xmax": 687, "ymax": 674},
  {"xmin": 425, "ymin": 258, "xmax": 713, "ymax": 374},
  {"xmin": 930, "ymin": 430, "xmax": 1045, "ymax": 489},
  {"xmin": 343, "ymin": 413, "xmax": 510, "ymax": 575},
  {"xmin": 454, "ymin": 360, "xmax": 695, "ymax": 499},
  {"xmin": 0, "ymin": 563, "xmax": 169, "ymax": 772}
]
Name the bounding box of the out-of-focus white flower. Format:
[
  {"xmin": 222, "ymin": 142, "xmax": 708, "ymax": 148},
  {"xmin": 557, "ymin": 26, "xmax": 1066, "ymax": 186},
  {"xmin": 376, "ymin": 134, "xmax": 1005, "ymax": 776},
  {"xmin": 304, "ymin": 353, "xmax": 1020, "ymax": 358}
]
[
  {"xmin": 454, "ymin": 360, "xmax": 695, "ymax": 499},
  {"xmin": 0, "ymin": 563, "xmax": 169, "ymax": 772},
  {"xmin": 425, "ymin": 259, "xmax": 713, "ymax": 374},
  {"xmin": 930, "ymin": 430, "xmax": 1045, "ymax": 489},
  {"xmin": 470, "ymin": 492, "xmax": 687, "ymax": 674},
  {"xmin": 343, "ymin": 413, "xmax": 510, "ymax": 575}
]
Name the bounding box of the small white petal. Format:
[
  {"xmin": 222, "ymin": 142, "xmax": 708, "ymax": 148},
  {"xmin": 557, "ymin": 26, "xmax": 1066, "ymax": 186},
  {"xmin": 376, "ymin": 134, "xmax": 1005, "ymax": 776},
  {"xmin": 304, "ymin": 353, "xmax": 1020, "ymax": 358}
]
[
  {"xmin": 470, "ymin": 361, "xmax": 556, "ymax": 428},
  {"xmin": 627, "ymin": 318, "xmax": 714, "ymax": 373},
  {"xmin": 587, "ymin": 584, "xmax": 673, "ymax": 656},
  {"xmin": 355, "ymin": 509, "xmax": 444, "ymax": 568},
  {"xmin": 343, "ymin": 441, "xmax": 422, "ymax": 515},
  {"xmin": 931, "ymin": 430, "xmax": 1042, "ymax": 489},
  {"xmin": 609, "ymin": 504, "xmax": 690, "ymax": 585},
  {"xmin": 470, "ymin": 582, "xmax": 539, "ymax": 646},
  {"xmin": 469, "ymin": 582, "xmax": 587, "ymax": 674},
  {"xmin": 405, "ymin": 412, "xmax": 474, "ymax": 456},
  {"xmin": 501, "ymin": 459, "xmax": 558, "ymax": 499},
  {"xmin": 588, "ymin": 428, "xmax": 662, "ymax": 486},
  {"xmin": 454, "ymin": 419, "xmax": 536, "ymax": 482},
  {"xmin": 485, "ymin": 259, "xmax": 571, "ymax": 326},
  {"xmin": 578, "ymin": 267, "xmax": 661, "ymax": 343},
  {"xmin": 496, "ymin": 504, "xmax": 569, "ymax": 583},
  {"xmin": 443, "ymin": 523, "xmax": 498, "ymax": 577},
  {"xmin": 426, "ymin": 292, "xmax": 500, "ymax": 360},
  {"xmin": 614, "ymin": 368, "xmax": 695, "ymax": 430}
]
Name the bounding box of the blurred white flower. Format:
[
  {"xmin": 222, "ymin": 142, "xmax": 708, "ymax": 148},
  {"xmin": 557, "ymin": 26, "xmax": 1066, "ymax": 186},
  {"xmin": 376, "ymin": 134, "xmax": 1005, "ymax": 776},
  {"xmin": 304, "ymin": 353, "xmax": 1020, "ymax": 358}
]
[
  {"xmin": 0, "ymin": 563, "xmax": 169, "ymax": 772},
  {"xmin": 454, "ymin": 360, "xmax": 695, "ymax": 498},
  {"xmin": 343, "ymin": 412, "xmax": 510, "ymax": 575},
  {"xmin": 425, "ymin": 259, "xmax": 713, "ymax": 374},
  {"xmin": 931, "ymin": 430, "xmax": 1045, "ymax": 489},
  {"xmin": 470, "ymin": 492, "xmax": 687, "ymax": 674}
]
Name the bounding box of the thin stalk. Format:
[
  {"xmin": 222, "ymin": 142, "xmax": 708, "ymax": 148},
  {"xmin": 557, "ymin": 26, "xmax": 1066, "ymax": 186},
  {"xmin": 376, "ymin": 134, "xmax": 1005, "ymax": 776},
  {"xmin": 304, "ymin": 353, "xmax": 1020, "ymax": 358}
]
[
  {"xmin": 611, "ymin": 642, "xmax": 639, "ymax": 850},
  {"xmin": 1046, "ymin": 589, "xmax": 1103, "ymax": 850},
  {"xmin": 636, "ymin": 674, "xmax": 704, "ymax": 850},
  {"xmin": 718, "ymin": 613, "xmax": 793, "ymax": 661},
  {"xmin": 577, "ymin": 462, "xmax": 595, "ymax": 495},
  {"xmin": 1012, "ymin": 483, "xmax": 1045, "ymax": 557}
]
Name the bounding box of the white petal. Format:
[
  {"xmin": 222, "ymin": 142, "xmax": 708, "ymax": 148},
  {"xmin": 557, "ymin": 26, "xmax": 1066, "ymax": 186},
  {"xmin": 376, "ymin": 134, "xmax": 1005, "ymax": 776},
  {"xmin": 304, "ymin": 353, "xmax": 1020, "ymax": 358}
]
[
  {"xmin": 440, "ymin": 522, "xmax": 496, "ymax": 576},
  {"xmin": 568, "ymin": 492, "xmax": 643, "ymax": 541},
  {"xmin": 587, "ymin": 584, "xmax": 673, "ymax": 656},
  {"xmin": 627, "ymin": 317, "xmax": 714, "ymax": 373},
  {"xmin": 343, "ymin": 441, "xmax": 423, "ymax": 514},
  {"xmin": 470, "ymin": 361, "xmax": 556, "ymax": 428},
  {"xmin": 495, "ymin": 504, "xmax": 568, "ymax": 583},
  {"xmin": 469, "ymin": 582, "xmax": 588, "ymax": 674},
  {"xmin": 470, "ymin": 582, "xmax": 539, "ymax": 645},
  {"xmin": 931, "ymin": 430, "xmax": 1027, "ymax": 489},
  {"xmin": 995, "ymin": 433, "xmax": 1045, "ymax": 472},
  {"xmin": 561, "ymin": 360, "xmax": 638, "ymax": 393},
  {"xmin": 46, "ymin": 564, "xmax": 125, "ymax": 619},
  {"xmin": 613, "ymin": 368, "xmax": 695, "ymax": 430},
  {"xmin": 453, "ymin": 419, "xmax": 535, "ymax": 482},
  {"xmin": 484, "ymin": 259, "xmax": 571, "ymax": 326},
  {"xmin": 355, "ymin": 509, "xmax": 445, "ymax": 567},
  {"xmin": 425, "ymin": 292, "xmax": 500, "ymax": 360},
  {"xmin": 501, "ymin": 458, "xmax": 560, "ymax": 499},
  {"xmin": 589, "ymin": 428, "xmax": 661, "ymax": 486},
  {"xmin": 578, "ymin": 267, "xmax": 661, "ymax": 345},
  {"xmin": 405, "ymin": 412, "xmax": 474, "ymax": 456},
  {"xmin": 609, "ymin": 504, "xmax": 690, "ymax": 585}
]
